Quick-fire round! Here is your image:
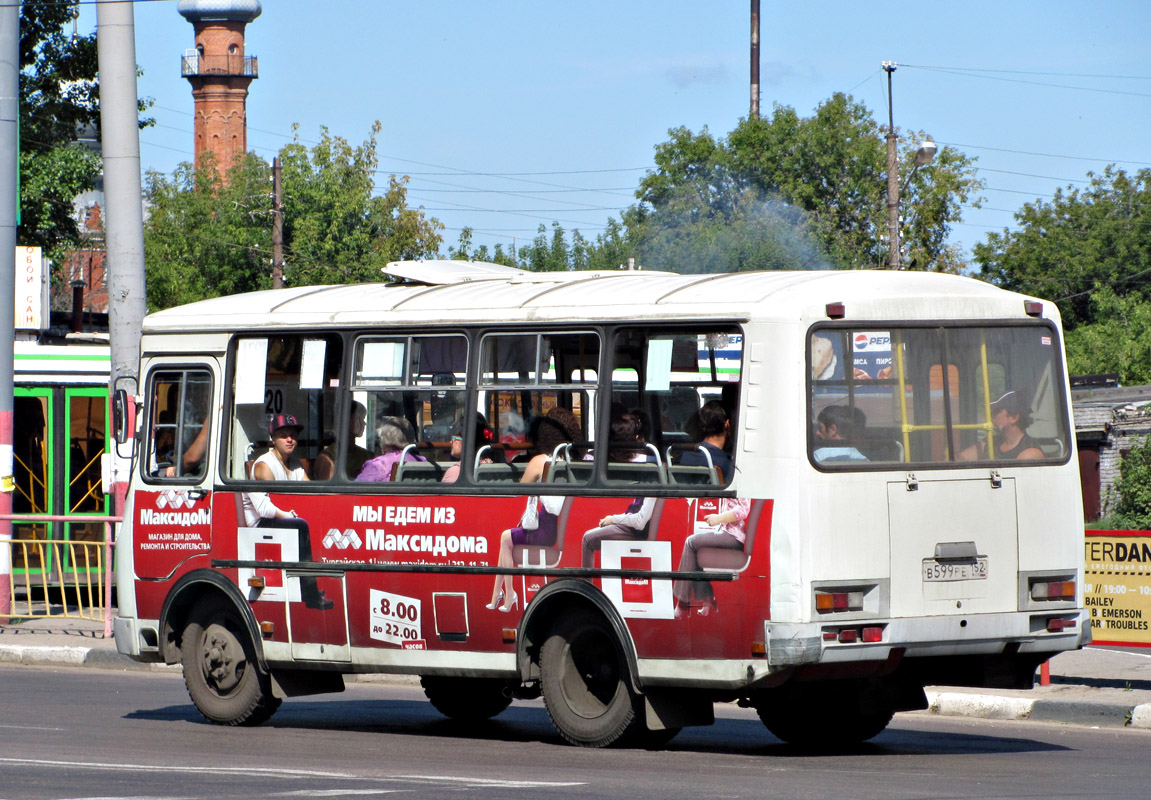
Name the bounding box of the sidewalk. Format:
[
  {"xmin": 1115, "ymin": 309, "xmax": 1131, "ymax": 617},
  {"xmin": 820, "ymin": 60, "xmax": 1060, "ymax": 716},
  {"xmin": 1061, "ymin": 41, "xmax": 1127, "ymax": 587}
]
[{"xmin": 3, "ymin": 613, "xmax": 1151, "ymax": 730}]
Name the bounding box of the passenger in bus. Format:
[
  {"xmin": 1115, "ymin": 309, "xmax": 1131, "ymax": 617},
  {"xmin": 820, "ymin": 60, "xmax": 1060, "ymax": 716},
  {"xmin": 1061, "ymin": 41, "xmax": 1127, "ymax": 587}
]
[
  {"xmin": 958, "ymin": 390, "xmax": 1045, "ymax": 461},
  {"xmin": 441, "ymin": 413, "xmax": 497, "ymax": 483},
  {"xmin": 242, "ymin": 414, "xmax": 333, "ymax": 611},
  {"xmin": 354, "ymin": 416, "xmax": 427, "ymax": 482},
  {"xmin": 581, "ymin": 412, "xmax": 656, "ymax": 568},
  {"xmin": 313, "ymin": 401, "xmax": 371, "ymax": 481},
  {"xmin": 813, "ymin": 405, "xmax": 868, "ymax": 463},
  {"xmin": 672, "ymin": 497, "xmax": 752, "ymax": 618},
  {"xmin": 680, "ymin": 401, "xmax": 733, "ymax": 480},
  {"xmin": 487, "ymin": 407, "xmax": 580, "ymax": 612}
]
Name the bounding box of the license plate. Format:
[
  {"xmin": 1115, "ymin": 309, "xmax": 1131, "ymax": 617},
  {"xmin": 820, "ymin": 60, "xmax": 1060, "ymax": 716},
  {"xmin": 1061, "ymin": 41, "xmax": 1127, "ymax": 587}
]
[{"xmin": 923, "ymin": 557, "xmax": 988, "ymax": 582}]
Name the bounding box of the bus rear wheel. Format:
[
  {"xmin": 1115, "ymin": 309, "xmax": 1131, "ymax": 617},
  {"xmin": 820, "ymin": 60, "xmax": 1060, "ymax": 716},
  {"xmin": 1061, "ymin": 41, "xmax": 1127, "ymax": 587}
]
[
  {"xmin": 754, "ymin": 683, "xmax": 892, "ymax": 748},
  {"xmin": 420, "ymin": 676, "xmax": 512, "ymax": 721},
  {"xmin": 540, "ymin": 612, "xmax": 637, "ymax": 748},
  {"xmin": 181, "ymin": 597, "xmax": 281, "ymax": 726}
]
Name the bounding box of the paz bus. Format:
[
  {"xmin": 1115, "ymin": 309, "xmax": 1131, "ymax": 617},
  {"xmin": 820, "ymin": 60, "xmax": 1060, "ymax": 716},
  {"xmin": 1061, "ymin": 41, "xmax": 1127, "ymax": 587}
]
[{"xmin": 112, "ymin": 261, "xmax": 1087, "ymax": 747}]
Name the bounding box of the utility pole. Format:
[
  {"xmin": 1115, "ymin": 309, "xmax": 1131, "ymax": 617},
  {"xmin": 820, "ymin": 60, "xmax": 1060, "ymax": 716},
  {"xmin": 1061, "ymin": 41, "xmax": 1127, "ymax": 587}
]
[
  {"xmin": 271, "ymin": 156, "xmax": 283, "ymax": 289},
  {"xmin": 750, "ymin": 0, "xmax": 760, "ymax": 118},
  {"xmin": 0, "ymin": 2, "xmax": 18, "ymax": 617},
  {"xmin": 96, "ymin": 0, "xmax": 148, "ymax": 515},
  {"xmin": 883, "ymin": 61, "xmax": 900, "ymax": 270}
]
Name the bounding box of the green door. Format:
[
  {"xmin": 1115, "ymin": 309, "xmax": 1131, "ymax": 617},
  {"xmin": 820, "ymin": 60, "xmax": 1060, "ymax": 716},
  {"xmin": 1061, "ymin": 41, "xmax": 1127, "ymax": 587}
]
[
  {"xmin": 12, "ymin": 388, "xmax": 53, "ymax": 577},
  {"xmin": 63, "ymin": 387, "xmax": 110, "ymax": 577}
]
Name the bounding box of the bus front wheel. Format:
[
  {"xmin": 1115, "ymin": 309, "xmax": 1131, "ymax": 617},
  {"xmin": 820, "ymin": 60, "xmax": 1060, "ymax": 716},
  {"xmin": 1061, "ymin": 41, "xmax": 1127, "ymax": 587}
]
[
  {"xmin": 181, "ymin": 597, "xmax": 281, "ymax": 726},
  {"xmin": 420, "ymin": 676, "xmax": 512, "ymax": 721},
  {"xmin": 539, "ymin": 612, "xmax": 637, "ymax": 747}
]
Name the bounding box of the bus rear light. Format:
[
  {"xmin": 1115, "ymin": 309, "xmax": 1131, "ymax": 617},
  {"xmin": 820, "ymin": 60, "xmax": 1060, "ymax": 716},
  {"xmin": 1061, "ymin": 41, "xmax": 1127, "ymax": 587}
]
[
  {"xmin": 1031, "ymin": 580, "xmax": 1076, "ymax": 601},
  {"xmin": 861, "ymin": 626, "xmax": 884, "ymax": 643},
  {"xmin": 1024, "ymin": 300, "xmax": 1043, "ymax": 317},
  {"xmin": 815, "ymin": 590, "xmax": 864, "ymax": 613},
  {"xmin": 823, "ymin": 631, "xmax": 838, "ymax": 641},
  {"xmin": 1047, "ymin": 618, "xmax": 1077, "ymax": 633},
  {"xmin": 837, "ymin": 629, "xmax": 858, "ymax": 643},
  {"xmin": 826, "ymin": 302, "xmax": 846, "ymax": 319}
]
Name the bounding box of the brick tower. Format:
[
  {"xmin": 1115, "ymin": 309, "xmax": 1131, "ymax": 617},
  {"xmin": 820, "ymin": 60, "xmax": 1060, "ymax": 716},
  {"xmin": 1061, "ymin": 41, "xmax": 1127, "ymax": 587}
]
[{"xmin": 178, "ymin": 0, "xmax": 261, "ymax": 177}]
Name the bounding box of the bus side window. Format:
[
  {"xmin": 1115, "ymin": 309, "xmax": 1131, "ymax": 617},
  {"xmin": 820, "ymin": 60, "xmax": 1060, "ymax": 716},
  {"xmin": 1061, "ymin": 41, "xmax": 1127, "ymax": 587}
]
[
  {"xmin": 227, "ymin": 334, "xmax": 343, "ymax": 480},
  {"xmin": 477, "ymin": 332, "xmax": 597, "ymax": 485},
  {"xmin": 146, "ymin": 369, "xmax": 212, "ymax": 481},
  {"xmin": 609, "ymin": 327, "xmax": 741, "ymax": 486}
]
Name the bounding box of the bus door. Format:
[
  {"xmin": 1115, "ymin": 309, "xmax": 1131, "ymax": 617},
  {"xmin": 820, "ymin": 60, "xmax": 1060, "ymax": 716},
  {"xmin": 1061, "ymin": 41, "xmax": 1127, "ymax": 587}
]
[
  {"xmin": 12, "ymin": 389, "xmax": 53, "ymax": 579},
  {"xmin": 63, "ymin": 387, "xmax": 110, "ymax": 580}
]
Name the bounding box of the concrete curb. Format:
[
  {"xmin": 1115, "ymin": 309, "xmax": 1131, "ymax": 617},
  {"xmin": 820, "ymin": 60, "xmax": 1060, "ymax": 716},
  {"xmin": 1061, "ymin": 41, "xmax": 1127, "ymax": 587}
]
[
  {"xmin": 0, "ymin": 643, "xmax": 178, "ymax": 672},
  {"xmin": 925, "ymin": 690, "xmax": 1151, "ymax": 729}
]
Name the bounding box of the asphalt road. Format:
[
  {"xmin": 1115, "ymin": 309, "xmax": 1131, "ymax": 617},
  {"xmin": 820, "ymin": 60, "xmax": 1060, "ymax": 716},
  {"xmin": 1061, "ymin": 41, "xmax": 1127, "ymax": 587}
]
[{"xmin": 2, "ymin": 665, "xmax": 1149, "ymax": 800}]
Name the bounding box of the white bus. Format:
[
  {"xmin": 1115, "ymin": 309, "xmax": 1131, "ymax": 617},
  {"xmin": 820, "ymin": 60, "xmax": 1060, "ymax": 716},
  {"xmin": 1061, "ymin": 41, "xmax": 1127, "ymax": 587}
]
[{"xmin": 113, "ymin": 262, "xmax": 1086, "ymax": 747}]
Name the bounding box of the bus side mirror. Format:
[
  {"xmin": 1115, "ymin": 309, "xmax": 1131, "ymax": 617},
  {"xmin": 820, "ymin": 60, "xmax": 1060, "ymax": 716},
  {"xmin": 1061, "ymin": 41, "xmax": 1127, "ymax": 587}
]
[{"xmin": 112, "ymin": 388, "xmax": 134, "ymax": 445}]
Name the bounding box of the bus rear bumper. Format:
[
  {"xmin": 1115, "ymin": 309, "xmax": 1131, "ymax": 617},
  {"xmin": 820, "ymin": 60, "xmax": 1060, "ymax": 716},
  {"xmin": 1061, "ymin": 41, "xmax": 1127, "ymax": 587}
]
[{"xmin": 766, "ymin": 609, "xmax": 1090, "ymax": 668}]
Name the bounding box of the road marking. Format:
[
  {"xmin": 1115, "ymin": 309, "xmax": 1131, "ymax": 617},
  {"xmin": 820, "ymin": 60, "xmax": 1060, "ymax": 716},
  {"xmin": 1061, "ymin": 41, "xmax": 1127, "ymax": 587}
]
[
  {"xmin": 0, "ymin": 758, "xmax": 586, "ymax": 790},
  {"xmin": 388, "ymin": 775, "xmax": 585, "ymax": 788},
  {"xmin": 0, "ymin": 758, "xmax": 357, "ymax": 780}
]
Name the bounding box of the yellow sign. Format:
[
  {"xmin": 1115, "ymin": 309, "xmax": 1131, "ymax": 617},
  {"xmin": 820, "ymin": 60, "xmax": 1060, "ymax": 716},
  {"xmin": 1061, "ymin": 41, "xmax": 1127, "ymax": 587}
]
[
  {"xmin": 1084, "ymin": 532, "xmax": 1151, "ymax": 646},
  {"xmin": 15, "ymin": 246, "xmax": 45, "ymax": 331}
]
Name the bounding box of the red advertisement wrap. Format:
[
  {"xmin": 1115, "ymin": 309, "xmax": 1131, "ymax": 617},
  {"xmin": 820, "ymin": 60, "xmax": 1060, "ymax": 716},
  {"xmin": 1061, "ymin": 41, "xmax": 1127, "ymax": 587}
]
[
  {"xmin": 133, "ymin": 489, "xmax": 215, "ymax": 579},
  {"xmin": 134, "ymin": 491, "xmax": 773, "ymax": 661}
]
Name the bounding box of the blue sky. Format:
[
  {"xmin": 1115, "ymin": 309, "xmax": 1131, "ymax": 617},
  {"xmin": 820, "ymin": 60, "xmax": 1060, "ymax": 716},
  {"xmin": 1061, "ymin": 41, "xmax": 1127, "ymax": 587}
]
[{"xmin": 79, "ymin": 0, "xmax": 1151, "ymax": 268}]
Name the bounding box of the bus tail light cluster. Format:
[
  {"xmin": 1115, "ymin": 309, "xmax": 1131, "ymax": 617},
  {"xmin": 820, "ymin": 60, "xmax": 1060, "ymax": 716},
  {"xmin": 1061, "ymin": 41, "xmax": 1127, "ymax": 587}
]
[
  {"xmin": 1046, "ymin": 617, "xmax": 1077, "ymax": 633},
  {"xmin": 822, "ymin": 625, "xmax": 885, "ymax": 644},
  {"xmin": 1031, "ymin": 579, "xmax": 1076, "ymax": 601},
  {"xmin": 815, "ymin": 590, "xmax": 864, "ymax": 613}
]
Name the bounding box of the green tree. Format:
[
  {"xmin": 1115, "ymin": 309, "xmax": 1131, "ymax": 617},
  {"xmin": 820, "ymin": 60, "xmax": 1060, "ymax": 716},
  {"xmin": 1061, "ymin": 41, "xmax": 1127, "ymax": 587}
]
[
  {"xmin": 1063, "ymin": 288, "xmax": 1151, "ymax": 384},
  {"xmin": 19, "ymin": 1, "xmax": 102, "ymax": 257},
  {"xmin": 144, "ymin": 125, "xmax": 442, "ymax": 309},
  {"xmin": 143, "ymin": 153, "xmax": 273, "ymax": 310},
  {"xmin": 628, "ymin": 94, "xmax": 982, "ymax": 273},
  {"xmin": 279, "ymin": 125, "xmax": 442, "ymax": 285},
  {"xmin": 1102, "ymin": 432, "xmax": 1151, "ymax": 529},
  {"xmin": 974, "ymin": 166, "xmax": 1151, "ymax": 329}
]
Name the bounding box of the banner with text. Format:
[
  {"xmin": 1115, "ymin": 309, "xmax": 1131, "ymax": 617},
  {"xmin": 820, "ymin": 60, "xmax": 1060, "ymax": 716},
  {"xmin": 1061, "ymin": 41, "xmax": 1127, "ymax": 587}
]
[{"xmin": 1084, "ymin": 531, "xmax": 1151, "ymax": 647}]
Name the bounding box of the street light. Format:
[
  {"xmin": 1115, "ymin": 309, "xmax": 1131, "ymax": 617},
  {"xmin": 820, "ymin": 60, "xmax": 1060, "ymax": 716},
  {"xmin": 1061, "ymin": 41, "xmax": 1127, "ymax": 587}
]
[{"xmin": 883, "ymin": 62, "xmax": 936, "ymax": 269}]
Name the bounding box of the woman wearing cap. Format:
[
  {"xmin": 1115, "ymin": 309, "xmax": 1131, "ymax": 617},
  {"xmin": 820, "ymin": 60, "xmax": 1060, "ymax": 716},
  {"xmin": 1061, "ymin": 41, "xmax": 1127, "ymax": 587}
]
[
  {"xmin": 959, "ymin": 390, "xmax": 1045, "ymax": 461},
  {"xmin": 242, "ymin": 414, "xmax": 333, "ymax": 611}
]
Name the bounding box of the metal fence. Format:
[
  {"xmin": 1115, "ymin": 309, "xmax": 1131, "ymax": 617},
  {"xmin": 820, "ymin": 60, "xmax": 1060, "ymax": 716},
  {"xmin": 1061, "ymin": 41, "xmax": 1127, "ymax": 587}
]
[{"xmin": 1, "ymin": 515, "xmax": 119, "ymax": 636}]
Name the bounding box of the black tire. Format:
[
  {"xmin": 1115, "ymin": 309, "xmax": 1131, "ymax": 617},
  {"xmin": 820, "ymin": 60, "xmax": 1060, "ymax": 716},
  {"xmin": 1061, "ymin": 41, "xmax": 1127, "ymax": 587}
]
[
  {"xmin": 181, "ymin": 596, "xmax": 281, "ymax": 726},
  {"xmin": 755, "ymin": 685, "xmax": 892, "ymax": 748},
  {"xmin": 420, "ymin": 676, "xmax": 512, "ymax": 721},
  {"xmin": 540, "ymin": 611, "xmax": 638, "ymax": 748}
]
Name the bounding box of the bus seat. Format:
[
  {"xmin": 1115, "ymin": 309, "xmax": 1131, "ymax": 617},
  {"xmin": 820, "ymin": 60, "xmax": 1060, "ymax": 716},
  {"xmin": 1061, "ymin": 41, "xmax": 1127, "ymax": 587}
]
[
  {"xmin": 474, "ymin": 462, "xmax": 523, "ymax": 483},
  {"xmin": 395, "ymin": 460, "xmax": 444, "ymax": 482},
  {"xmin": 546, "ymin": 460, "xmax": 593, "ymax": 485},
  {"xmin": 513, "ymin": 496, "xmax": 572, "ymax": 569},
  {"xmin": 698, "ymin": 498, "xmax": 767, "ymax": 573},
  {"xmin": 605, "ymin": 462, "xmax": 666, "ymax": 484},
  {"xmin": 668, "ymin": 465, "xmax": 720, "ymax": 485}
]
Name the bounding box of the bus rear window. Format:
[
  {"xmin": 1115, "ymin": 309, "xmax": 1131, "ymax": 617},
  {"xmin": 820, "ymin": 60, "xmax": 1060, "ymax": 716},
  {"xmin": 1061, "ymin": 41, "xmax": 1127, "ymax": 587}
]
[{"xmin": 809, "ymin": 324, "xmax": 1070, "ymax": 468}]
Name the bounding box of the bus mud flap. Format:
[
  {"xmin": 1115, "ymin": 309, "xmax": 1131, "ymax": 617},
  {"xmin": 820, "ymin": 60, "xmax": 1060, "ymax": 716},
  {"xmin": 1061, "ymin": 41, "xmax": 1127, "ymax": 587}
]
[
  {"xmin": 271, "ymin": 669, "xmax": 345, "ymax": 699},
  {"xmin": 644, "ymin": 688, "xmax": 714, "ymax": 730}
]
